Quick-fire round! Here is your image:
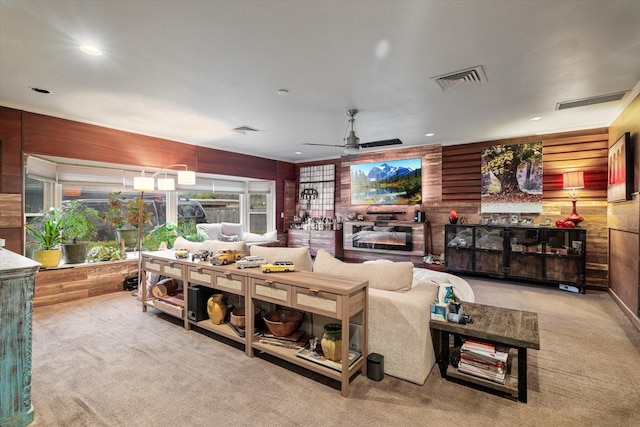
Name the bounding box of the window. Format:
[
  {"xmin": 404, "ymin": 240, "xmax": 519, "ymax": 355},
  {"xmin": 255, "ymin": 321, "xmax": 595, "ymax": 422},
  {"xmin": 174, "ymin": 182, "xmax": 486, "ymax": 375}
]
[
  {"xmin": 299, "ymin": 164, "xmax": 335, "ymax": 218},
  {"xmin": 24, "ymin": 156, "xmax": 276, "ymax": 251}
]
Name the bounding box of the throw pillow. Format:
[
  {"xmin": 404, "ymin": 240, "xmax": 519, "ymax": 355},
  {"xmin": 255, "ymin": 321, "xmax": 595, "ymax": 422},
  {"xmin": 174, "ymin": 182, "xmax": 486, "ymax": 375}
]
[
  {"xmin": 221, "ymin": 222, "xmax": 243, "ymax": 237},
  {"xmin": 242, "ymin": 230, "xmax": 278, "ymax": 243},
  {"xmin": 313, "ymin": 249, "xmax": 413, "ymax": 292},
  {"xmin": 196, "ymin": 223, "xmax": 224, "ymax": 240},
  {"xmin": 219, "ymin": 233, "xmax": 240, "ymax": 242}
]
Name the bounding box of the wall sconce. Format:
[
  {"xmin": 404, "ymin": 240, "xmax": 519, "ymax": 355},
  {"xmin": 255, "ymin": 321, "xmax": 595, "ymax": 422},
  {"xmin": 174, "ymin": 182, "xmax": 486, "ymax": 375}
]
[
  {"xmin": 133, "ymin": 164, "xmax": 196, "ymax": 192},
  {"xmin": 562, "ymin": 171, "xmax": 584, "ymax": 225}
]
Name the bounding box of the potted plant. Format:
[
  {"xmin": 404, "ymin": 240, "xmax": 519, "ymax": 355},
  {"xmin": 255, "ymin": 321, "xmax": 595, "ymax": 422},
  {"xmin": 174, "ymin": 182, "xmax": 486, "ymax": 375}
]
[
  {"xmin": 60, "ymin": 200, "xmax": 100, "ymax": 264},
  {"xmin": 25, "ymin": 207, "xmax": 65, "ymax": 268},
  {"xmin": 103, "ymin": 192, "xmax": 154, "ymax": 250}
]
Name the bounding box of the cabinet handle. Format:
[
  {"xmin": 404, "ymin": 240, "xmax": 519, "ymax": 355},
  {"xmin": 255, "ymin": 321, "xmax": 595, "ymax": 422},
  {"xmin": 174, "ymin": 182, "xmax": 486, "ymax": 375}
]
[
  {"xmin": 265, "ymin": 280, "xmax": 274, "ymax": 286},
  {"xmin": 225, "ymin": 273, "xmax": 232, "ymax": 279},
  {"xmin": 309, "ymin": 288, "xmax": 320, "ymax": 294}
]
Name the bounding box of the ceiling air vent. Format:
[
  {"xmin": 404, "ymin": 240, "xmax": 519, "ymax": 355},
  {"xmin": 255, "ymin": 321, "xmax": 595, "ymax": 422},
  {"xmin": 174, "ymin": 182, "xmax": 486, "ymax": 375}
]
[
  {"xmin": 231, "ymin": 125, "xmax": 264, "ymax": 135},
  {"xmin": 432, "ymin": 65, "xmax": 487, "ymax": 91},
  {"xmin": 556, "ymin": 91, "xmax": 628, "ymax": 110}
]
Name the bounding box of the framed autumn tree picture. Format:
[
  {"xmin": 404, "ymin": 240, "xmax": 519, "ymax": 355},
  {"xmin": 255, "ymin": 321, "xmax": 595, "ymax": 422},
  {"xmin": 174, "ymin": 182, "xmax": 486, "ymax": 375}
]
[{"xmin": 481, "ymin": 142, "xmax": 543, "ymax": 213}]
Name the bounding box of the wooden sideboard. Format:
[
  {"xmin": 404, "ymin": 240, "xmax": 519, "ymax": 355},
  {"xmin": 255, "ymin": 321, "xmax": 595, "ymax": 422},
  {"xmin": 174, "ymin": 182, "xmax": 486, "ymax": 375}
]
[
  {"xmin": 140, "ymin": 251, "xmax": 367, "ymax": 397},
  {"xmin": 287, "ymin": 229, "xmax": 344, "ymax": 258}
]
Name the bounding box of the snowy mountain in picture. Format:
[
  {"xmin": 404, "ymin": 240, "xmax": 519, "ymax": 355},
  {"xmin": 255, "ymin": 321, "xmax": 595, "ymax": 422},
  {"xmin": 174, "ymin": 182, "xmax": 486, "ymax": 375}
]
[{"xmin": 366, "ymin": 163, "xmax": 415, "ymax": 180}]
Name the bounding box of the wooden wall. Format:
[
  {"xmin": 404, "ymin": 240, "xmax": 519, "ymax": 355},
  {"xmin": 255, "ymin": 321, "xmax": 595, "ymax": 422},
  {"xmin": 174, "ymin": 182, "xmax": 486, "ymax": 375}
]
[
  {"xmin": 299, "ymin": 128, "xmax": 612, "ymax": 290},
  {"xmin": 0, "ymin": 107, "xmax": 296, "ymax": 255},
  {"xmin": 607, "ymin": 92, "xmax": 640, "ymax": 329}
]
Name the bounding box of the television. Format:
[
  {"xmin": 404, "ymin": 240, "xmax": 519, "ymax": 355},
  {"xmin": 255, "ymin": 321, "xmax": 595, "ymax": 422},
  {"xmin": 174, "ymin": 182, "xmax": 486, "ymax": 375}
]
[{"xmin": 350, "ymin": 158, "xmax": 422, "ymax": 205}]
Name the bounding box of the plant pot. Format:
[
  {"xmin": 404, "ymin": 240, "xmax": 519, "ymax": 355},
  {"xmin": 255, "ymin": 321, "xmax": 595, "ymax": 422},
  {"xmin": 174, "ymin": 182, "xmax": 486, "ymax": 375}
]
[
  {"xmin": 116, "ymin": 229, "xmax": 139, "ymax": 250},
  {"xmin": 63, "ymin": 242, "xmax": 88, "ymax": 264},
  {"xmin": 33, "ymin": 249, "xmax": 62, "ymax": 268},
  {"xmin": 320, "ymin": 323, "xmax": 342, "ymax": 362}
]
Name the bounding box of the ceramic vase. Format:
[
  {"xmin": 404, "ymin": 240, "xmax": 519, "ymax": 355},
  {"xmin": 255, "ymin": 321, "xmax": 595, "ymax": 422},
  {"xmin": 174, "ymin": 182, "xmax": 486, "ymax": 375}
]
[
  {"xmin": 207, "ymin": 294, "xmax": 227, "ymax": 325},
  {"xmin": 320, "ymin": 323, "xmax": 342, "ymax": 362},
  {"xmin": 33, "ymin": 249, "xmax": 62, "ymax": 269},
  {"xmin": 449, "ymin": 210, "xmax": 458, "ymax": 224}
]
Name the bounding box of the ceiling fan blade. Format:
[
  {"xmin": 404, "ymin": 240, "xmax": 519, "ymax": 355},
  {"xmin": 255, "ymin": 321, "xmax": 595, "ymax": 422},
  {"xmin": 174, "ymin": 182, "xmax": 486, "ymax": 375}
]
[
  {"xmin": 302, "ymin": 142, "xmax": 347, "ymax": 148},
  {"xmin": 359, "ymin": 138, "xmax": 403, "ymax": 148}
]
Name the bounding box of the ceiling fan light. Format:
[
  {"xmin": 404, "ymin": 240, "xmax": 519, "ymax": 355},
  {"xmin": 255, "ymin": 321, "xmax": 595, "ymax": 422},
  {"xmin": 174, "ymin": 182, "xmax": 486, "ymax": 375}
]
[{"xmin": 344, "ymin": 147, "xmax": 359, "ymax": 155}]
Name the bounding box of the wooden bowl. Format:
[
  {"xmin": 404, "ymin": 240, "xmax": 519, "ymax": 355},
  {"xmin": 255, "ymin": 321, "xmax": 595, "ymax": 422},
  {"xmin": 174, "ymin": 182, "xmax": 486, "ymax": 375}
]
[
  {"xmin": 229, "ymin": 306, "xmax": 259, "ymax": 329},
  {"xmin": 263, "ymin": 309, "xmax": 303, "ymax": 337}
]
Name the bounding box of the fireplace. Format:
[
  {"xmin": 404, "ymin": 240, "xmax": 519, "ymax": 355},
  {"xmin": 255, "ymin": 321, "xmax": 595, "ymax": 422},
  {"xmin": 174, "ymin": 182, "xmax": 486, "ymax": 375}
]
[{"xmin": 351, "ymin": 224, "xmax": 413, "ymax": 251}]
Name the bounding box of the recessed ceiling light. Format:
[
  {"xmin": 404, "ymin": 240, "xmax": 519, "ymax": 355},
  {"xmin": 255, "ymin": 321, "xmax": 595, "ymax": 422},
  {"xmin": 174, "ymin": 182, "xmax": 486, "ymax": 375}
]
[
  {"xmin": 425, "ymin": 133, "xmax": 435, "ymax": 137},
  {"xmin": 295, "ymin": 151, "xmax": 302, "ymax": 155},
  {"xmin": 80, "ymin": 45, "xmax": 103, "ymax": 56},
  {"xmin": 30, "ymin": 86, "xmax": 51, "ymax": 94},
  {"xmin": 530, "ymin": 116, "xmax": 543, "ymax": 121},
  {"xmin": 277, "ymin": 89, "xmax": 289, "ymax": 96}
]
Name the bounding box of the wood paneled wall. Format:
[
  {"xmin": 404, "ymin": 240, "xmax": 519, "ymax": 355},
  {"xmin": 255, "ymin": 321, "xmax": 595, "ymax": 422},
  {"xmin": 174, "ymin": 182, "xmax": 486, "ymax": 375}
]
[
  {"xmin": 298, "ymin": 128, "xmax": 612, "ymax": 290},
  {"xmin": 0, "ymin": 107, "xmax": 24, "ymax": 253},
  {"xmin": 607, "ymin": 92, "xmax": 640, "ymax": 328}
]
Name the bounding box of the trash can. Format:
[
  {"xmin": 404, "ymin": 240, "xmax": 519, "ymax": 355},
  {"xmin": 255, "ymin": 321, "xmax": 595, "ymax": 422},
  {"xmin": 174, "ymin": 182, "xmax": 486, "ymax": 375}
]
[{"xmin": 367, "ymin": 353, "xmax": 384, "ymax": 381}]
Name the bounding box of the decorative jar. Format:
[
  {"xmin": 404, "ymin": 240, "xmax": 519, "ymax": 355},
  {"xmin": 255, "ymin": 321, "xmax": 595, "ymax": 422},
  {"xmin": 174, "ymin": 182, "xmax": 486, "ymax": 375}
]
[
  {"xmin": 320, "ymin": 323, "xmax": 342, "ymax": 362},
  {"xmin": 207, "ymin": 294, "xmax": 227, "ymax": 325}
]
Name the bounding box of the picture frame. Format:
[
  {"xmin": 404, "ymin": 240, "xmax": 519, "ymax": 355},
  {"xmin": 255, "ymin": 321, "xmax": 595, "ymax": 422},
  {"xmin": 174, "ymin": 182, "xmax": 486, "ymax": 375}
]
[
  {"xmin": 607, "ymin": 132, "xmax": 632, "ymax": 202},
  {"xmin": 521, "ymin": 216, "xmax": 534, "ymax": 225}
]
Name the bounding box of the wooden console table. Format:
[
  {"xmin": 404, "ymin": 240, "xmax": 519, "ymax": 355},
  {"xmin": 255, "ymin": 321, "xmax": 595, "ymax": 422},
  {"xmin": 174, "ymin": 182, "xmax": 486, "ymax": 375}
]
[
  {"xmin": 429, "ymin": 302, "xmax": 540, "ymax": 402},
  {"xmin": 140, "ymin": 251, "xmax": 368, "ymax": 397}
]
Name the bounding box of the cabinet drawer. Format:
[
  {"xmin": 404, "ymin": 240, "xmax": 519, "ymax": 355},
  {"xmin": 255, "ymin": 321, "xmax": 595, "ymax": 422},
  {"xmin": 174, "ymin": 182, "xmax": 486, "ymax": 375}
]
[
  {"xmin": 251, "ymin": 278, "xmax": 291, "ymax": 305},
  {"xmin": 188, "ymin": 266, "xmax": 214, "ymax": 286},
  {"xmin": 293, "ymin": 287, "xmax": 340, "ymax": 318},
  {"xmin": 213, "ymin": 271, "xmax": 245, "ymax": 295},
  {"xmin": 144, "ymin": 258, "xmax": 184, "ymax": 279}
]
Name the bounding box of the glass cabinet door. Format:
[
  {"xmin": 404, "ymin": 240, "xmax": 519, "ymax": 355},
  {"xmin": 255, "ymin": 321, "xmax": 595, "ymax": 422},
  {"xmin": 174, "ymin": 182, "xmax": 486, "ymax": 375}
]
[
  {"xmin": 543, "ymin": 229, "xmax": 585, "ymax": 284},
  {"xmin": 474, "ymin": 226, "xmax": 504, "ymax": 276},
  {"xmin": 445, "ymin": 225, "xmax": 475, "ymax": 273},
  {"xmin": 507, "ymin": 227, "xmax": 543, "ymax": 281}
]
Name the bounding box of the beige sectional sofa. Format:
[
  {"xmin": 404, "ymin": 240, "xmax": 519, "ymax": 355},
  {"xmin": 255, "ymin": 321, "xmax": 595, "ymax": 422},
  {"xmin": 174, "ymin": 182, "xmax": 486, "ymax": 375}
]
[{"xmin": 312, "ymin": 249, "xmax": 474, "ymax": 385}]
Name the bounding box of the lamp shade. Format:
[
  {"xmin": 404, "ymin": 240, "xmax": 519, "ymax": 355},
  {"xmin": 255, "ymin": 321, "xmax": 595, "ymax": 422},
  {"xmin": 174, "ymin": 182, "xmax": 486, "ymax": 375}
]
[
  {"xmin": 178, "ymin": 170, "xmax": 196, "ymax": 185},
  {"xmin": 157, "ymin": 176, "xmax": 175, "ymax": 191},
  {"xmin": 563, "ymin": 171, "xmax": 584, "ymax": 189},
  {"xmin": 133, "ymin": 175, "xmax": 154, "ymax": 192}
]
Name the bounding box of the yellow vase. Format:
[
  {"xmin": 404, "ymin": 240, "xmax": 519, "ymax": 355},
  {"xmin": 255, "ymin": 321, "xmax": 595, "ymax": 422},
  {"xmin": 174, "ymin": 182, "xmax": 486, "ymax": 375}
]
[
  {"xmin": 207, "ymin": 294, "xmax": 227, "ymax": 325},
  {"xmin": 320, "ymin": 323, "xmax": 342, "ymax": 362},
  {"xmin": 33, "ymin": 249, "xmax": 62, "ymax": 269}
]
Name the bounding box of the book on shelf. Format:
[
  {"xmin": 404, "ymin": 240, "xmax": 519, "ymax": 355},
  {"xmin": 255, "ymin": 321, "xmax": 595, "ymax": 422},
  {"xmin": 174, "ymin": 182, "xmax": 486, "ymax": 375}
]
[
  {"xmin": 458, "ymin": 361, "xmax": 506, "ymax": 384},
  {"xmin": 460, "ymin": 344, "xmax": 508, "ymax": 364},
  {"xmin": 460, "ymin": 352, "xmax": 505, "ymax": 369},
  {"xmin": 458, "ymin": 357, "xmax": 505, "ymax": 373},
  {"xmin": 462, "ymin": 338, "xmax": 495, "ymax": 353}
]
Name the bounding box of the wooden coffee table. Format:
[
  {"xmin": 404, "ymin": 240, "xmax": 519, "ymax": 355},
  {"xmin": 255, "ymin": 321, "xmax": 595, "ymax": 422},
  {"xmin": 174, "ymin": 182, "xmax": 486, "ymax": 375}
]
[{"xmin": 429, "ymin": 302, "xmax": 540, "ymax": 402}]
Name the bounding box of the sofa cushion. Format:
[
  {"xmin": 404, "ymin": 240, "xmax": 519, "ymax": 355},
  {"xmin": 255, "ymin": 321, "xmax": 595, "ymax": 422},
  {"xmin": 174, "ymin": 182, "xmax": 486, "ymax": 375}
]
[
  {"xmin": 173, "ymin": 236, "xmax": 248, "ymax": 256},
  {"xmin": 249, "ymin": 245, "xmax": 313, "ymax": 272},
  {"xmin": 222, "ymin": 222, "xmax": 243, "ymax": 237},
  {"xmin": 313, "ymin": 249, "xmax": 413, "ymax": 291},
  {"xmin": 219, "ymin": 233, "xmax": 240, "ymax": 242},
  {"xmin": 242, "ymin": 230, "xmax": 277, "ymax": 243},
  {"xmin": 197, "ymin": 223, "xmax": 224, "ymax": 240}
]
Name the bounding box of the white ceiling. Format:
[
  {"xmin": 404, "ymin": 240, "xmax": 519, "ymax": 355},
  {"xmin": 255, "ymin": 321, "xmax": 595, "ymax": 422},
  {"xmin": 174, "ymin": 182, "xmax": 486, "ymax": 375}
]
[{"xmin": 2, "ymin": 0, "xmax": 640, "ymax": 164}]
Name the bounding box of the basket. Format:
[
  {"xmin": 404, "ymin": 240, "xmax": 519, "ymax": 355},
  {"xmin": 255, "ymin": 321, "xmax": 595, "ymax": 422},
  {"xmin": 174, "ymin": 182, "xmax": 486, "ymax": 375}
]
[{"xmin": 263, "ymin": 309, "xmax": 303, "ymax": 337}]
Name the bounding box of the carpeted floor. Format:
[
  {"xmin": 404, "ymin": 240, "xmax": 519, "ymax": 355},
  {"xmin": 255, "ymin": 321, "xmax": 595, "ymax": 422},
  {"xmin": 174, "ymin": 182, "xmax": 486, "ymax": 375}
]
[{"xmin": 29, "ymin": 277, "xmax": 640, "ymax": 427}]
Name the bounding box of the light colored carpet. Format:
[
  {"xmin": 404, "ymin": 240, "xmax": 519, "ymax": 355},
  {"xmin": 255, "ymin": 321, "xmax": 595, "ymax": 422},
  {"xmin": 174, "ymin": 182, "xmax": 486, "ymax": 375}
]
[{"xmin": 29, "ymin": 277, "xmax": 640, "ymax": 427}]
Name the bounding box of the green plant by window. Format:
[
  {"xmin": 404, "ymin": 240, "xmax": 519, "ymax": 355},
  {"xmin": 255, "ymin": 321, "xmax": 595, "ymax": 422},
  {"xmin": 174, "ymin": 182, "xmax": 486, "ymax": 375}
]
[
  {"xmin": 25, "ymin": 207, "xmax": 65, "ymax": 250},
  {"xmin": 60, "ymin": 200, "xmax": 100, "ymax": 243}
]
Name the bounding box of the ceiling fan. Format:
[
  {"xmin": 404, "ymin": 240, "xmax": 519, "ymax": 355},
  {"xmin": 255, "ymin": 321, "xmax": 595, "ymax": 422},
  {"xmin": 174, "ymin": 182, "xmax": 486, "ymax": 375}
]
[{"xmin": 303, "ymin": 109, "xmax": 402, "ymax": 154}]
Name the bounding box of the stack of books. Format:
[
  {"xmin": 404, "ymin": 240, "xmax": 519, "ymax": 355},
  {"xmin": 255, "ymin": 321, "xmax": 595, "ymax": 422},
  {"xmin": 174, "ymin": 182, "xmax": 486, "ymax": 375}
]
[{"xmin": 458, "ymin": 338, "xmax": 509, "ymax": 384}]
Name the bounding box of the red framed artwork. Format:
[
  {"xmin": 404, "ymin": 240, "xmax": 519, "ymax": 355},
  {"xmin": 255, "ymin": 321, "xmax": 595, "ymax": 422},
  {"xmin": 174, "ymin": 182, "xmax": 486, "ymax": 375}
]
[{"xmin": 607, "ymin": 132, "xmax": 632, "ymax": 202}]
